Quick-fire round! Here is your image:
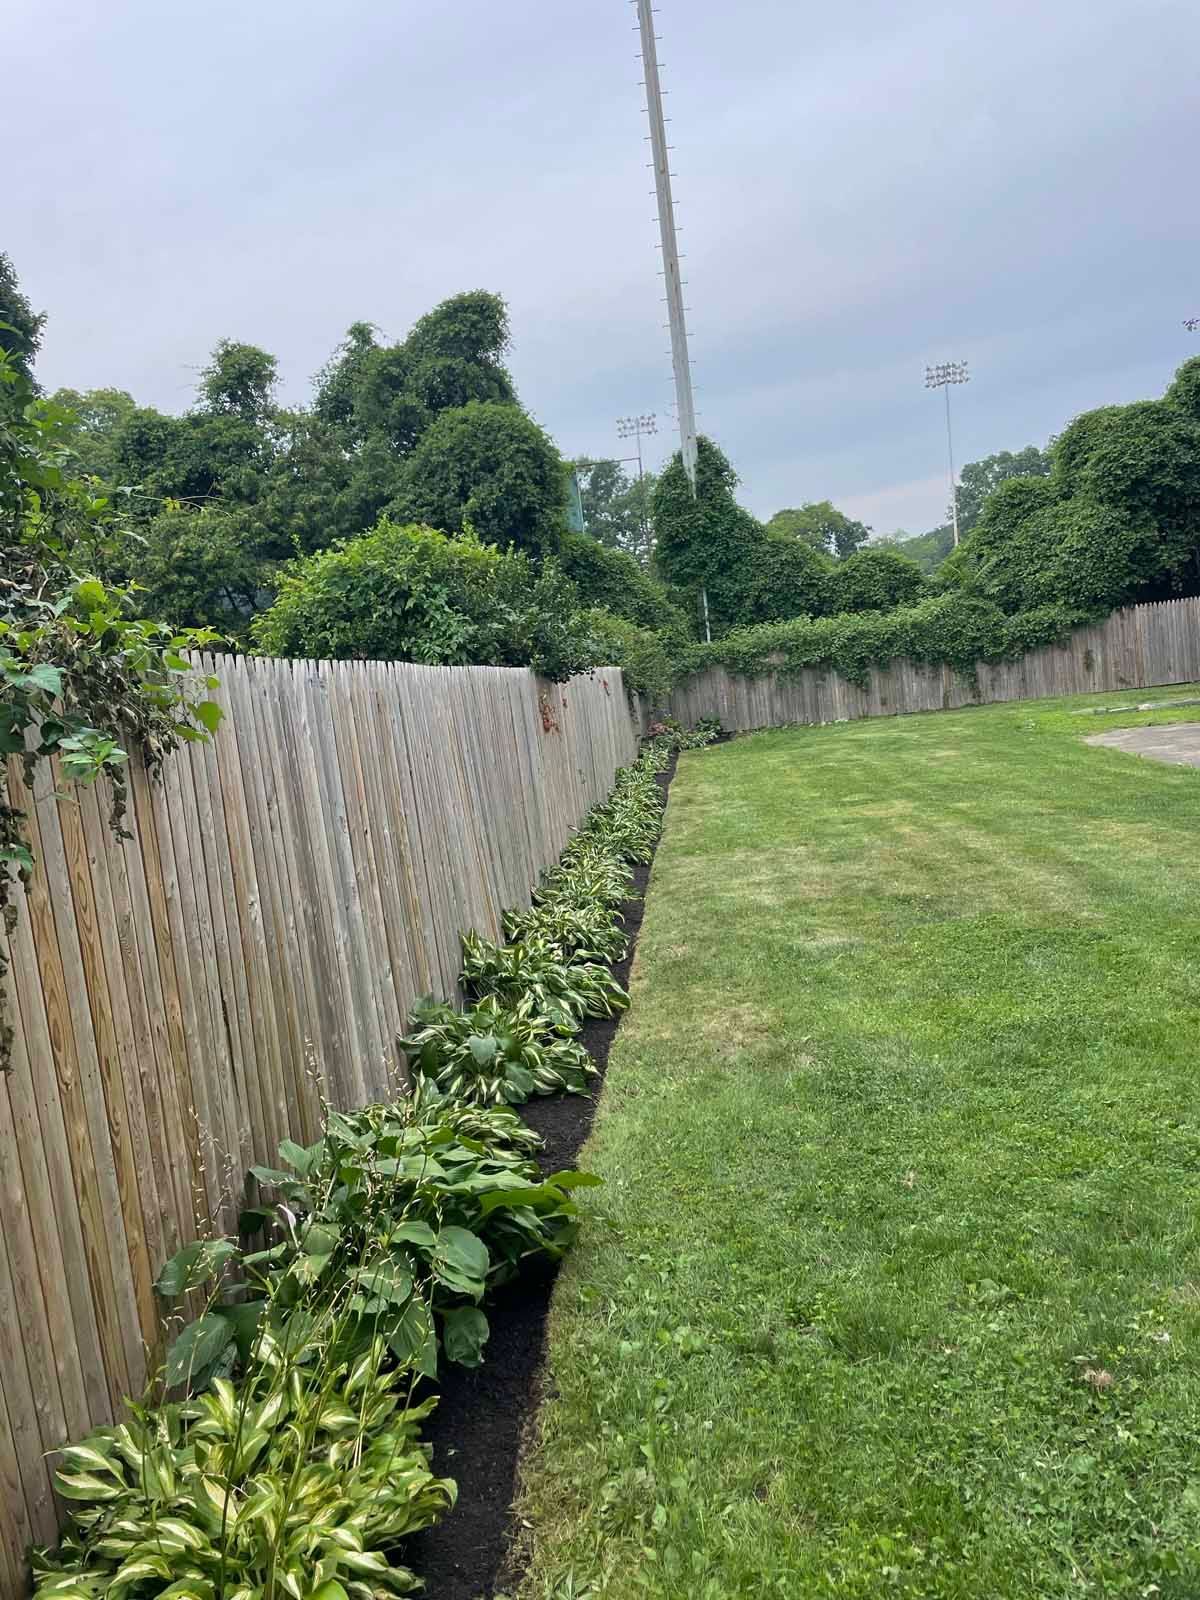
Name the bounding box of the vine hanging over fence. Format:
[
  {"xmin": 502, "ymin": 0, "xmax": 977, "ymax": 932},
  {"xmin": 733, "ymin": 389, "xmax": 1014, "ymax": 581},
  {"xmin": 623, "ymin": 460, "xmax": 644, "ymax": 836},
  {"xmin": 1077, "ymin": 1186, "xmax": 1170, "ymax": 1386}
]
[
  {"xmin": 1, "ymin": 342, "xmax": 221, "ymax": 1073},
  {"xmin": 676, "ymin": 591, "xmax": 1095, "ymax": 688}
]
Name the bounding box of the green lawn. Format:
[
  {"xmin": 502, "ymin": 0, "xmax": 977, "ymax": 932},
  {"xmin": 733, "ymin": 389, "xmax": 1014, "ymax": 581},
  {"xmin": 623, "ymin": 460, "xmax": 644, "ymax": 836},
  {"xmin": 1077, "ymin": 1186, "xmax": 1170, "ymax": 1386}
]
[{"xmin": 513, "ymin": 688, "xmax": 1200, "ymax": 1599}]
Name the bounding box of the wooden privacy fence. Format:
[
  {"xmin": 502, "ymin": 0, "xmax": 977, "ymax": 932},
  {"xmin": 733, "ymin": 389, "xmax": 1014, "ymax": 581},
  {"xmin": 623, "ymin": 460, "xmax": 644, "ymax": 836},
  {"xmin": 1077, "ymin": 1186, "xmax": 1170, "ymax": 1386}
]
[
  {"xmin": 668, "ymin": 597, "xmax": 1200, "ymax": 732},
  {"xmin": 0, "ymin": 655, "xmax": 639, "ymax": 1586}
]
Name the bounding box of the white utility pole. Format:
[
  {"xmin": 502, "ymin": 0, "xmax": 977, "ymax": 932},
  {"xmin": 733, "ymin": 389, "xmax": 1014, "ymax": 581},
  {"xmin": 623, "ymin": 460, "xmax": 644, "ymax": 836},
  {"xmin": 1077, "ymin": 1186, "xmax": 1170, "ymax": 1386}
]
[
  {"xmin": 925, "ymin": 361, "xmax": 970, "ymax": 547},
  {"xmin": 635, "ymin": 0, "xmax": 698, "ymax": 494}
]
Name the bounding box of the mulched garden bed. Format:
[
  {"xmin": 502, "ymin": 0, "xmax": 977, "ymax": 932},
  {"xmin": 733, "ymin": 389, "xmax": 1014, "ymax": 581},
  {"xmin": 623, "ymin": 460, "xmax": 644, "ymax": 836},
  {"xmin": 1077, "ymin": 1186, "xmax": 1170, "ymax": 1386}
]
[{"xmin": 406, "ymin": 754, "xmax": 677, "ymax": 1599}]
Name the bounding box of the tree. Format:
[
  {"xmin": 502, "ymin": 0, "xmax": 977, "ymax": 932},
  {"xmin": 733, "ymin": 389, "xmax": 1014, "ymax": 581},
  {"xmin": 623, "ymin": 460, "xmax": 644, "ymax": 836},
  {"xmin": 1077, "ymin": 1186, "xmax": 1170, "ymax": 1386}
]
[
  {"xmin": 653, "ymin": 437, "xmax": 763, "ymax": 631},
  {"xmin": 953, "ymin": 361, "xmax": 1200, "ymax": 615},
  {"xmin": 199, "ymin": 340, "xmax": 279, "ymax": 424},
  {"xmin": 252, "ymin": 520, "xmax": 595, "ymax": 678},
  {"xmin": 313, "ymin": 293, "xmax": 516, "ymax": 452},
  {"xmin": 874, "ymin": 524, "xmax": 955, "ymax": 575},
  {"xmin": 824, "ymin": 547, "xmax": 925, "ymax": 615},
  {"xmin": 49, "ymin": 387, "xmax": 139, "ymax": 483},
  {"xmin": 732, "ymin": 538, "xmax": 831, "ymax": 626},
  {"xmin": 0, "ymin": 252, "xmax": 45, "ymax": 379},
  {"xmin": 956, "ymin": 445, "xmax": 1050, "ymax": 534},
  {"xmin": 573, "ymin": 458, "xmax": 657, "ymax": 567},
  {"xmin": 766, "ymin": 502, "xmax": 871, "ymax": 560},
  {"xmin": 390, "ymin": 400, "xmax": 566, "ymax": 556},
  {"xmin": 558, "ymin": 532, "xmax": 691, "ymax": 640},
  {"xmin": 123, "ymin": 504, "xmax": 268, "ymax": 636}
]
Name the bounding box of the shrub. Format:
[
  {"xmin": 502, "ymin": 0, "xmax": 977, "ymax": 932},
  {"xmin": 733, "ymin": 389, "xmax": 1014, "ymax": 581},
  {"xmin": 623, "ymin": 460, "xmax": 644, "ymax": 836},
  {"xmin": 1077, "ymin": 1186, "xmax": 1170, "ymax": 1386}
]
[
  {"xmin": 33, "ymin": 1336, "xmax": 455, "ymax": 1600},
  {"xmin": 252, "ymin": 520, "xmax": 597, "ymax": 679},
  {"xmin": 398, "ymin": 993, "xmax": 595, "ymax": 1105},
  {"xmin": 580, "ymin": 608, "xmax": 677, "ymax": 705},
  {"xmin": 460, "ymin": 931, "xmax": 629, "ymax": 1033},
  {"xmin": 559, "ymin": 532, "xmax": 692, "ymax": 639},
  {"xmin": 823, "ymin": 548, "xmax": 925, "ymax": 616}
]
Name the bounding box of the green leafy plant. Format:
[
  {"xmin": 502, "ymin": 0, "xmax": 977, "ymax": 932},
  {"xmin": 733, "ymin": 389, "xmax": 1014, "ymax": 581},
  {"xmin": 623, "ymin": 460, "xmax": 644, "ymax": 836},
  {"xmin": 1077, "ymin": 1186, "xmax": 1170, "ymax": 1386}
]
[
  {"xmin": 536, "ymin": 850, "xmax": 633, "ymax": 910},
  {"xmin": 459, "ymin": 931, "xmax": 629, "ymax": 1033},
  {"xmin": 678, "ymin": 590, "xmax": 1089, "ymax": 689},
  {"xmin": 501, "ymin": 898, "xmax": 627, "ymax": 965},
  {"xmin": 32, "ymin": 1334, "xmax": 455, "ymax": 1600},
  {"xmin": 155, "ymin": 1088, "xmax": 598, "ymax": 1380},
  {"xmin": 1, "ymin": 341, "xmax": 222, "ymax": 1074},
  {"xmin": 252, "ymin": 519, "xmax": 597, "ymax": 681},
  {"xmin": 646, "ymin": 716, "xmax": 722, "ymax": 752},
  {"xmin": 398, "ymin": 994, "xmax": 595, "ymax": 1106}
]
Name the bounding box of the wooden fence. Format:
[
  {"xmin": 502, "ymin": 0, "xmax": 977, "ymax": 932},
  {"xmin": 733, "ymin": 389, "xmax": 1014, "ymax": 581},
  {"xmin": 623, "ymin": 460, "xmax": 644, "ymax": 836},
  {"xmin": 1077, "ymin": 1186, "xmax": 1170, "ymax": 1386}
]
[
  {"xmin": 668, "ymin": 597, "xmax": 1200, "ymax": 732},
  {"xmin": 0, "ymin": 656, "xmax": 639, "ymax": 1587}
]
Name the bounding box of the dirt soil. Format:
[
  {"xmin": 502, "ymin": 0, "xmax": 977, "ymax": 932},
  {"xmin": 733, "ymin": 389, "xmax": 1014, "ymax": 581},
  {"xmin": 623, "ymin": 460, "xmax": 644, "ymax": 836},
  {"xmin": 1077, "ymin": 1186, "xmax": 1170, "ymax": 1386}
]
[{"xmin": 405, "ymin": 756, "xmax": 676, "ymax": 1599}]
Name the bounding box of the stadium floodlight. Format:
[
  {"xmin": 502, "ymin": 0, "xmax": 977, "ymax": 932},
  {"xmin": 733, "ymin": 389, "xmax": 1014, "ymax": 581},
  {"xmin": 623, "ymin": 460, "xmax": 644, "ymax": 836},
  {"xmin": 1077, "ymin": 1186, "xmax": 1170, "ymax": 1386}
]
[{"xmin": 924, "ymin": 361, "xmax": 971, "ymax": 546}]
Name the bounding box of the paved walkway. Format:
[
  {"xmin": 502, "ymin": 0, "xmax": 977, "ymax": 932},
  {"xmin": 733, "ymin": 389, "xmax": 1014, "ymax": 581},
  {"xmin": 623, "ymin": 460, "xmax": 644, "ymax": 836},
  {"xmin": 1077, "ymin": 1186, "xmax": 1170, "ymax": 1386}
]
[{"xmin": 1085, "ymin": 722, "xmax": 1200, "ymax": 767}]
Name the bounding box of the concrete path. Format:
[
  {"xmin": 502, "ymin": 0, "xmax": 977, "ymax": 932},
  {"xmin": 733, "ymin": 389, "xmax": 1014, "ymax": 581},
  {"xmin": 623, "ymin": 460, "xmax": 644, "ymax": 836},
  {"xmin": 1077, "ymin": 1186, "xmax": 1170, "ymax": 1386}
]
[{"xmin": 1085, "ymin": 722, "xmax": 1200, "ymax": 767}]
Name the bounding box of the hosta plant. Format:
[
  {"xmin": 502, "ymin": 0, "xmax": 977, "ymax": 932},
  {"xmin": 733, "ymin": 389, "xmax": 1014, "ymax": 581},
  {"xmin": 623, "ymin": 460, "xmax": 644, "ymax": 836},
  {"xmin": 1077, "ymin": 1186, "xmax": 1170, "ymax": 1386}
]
[
  {"xmin": 459, "ymin": 931, "xmax": 629, "ymax": 1033},
  {"xmin": 32, "ymin": 1334, "xmax": 455, "ymax": 1600},
  {"xmin": 502, "ymin": 897, "xmax": 627, "ymax": 964},
  {"xmin": 156, "ymin": 1087, "xmax": 599, "ymax": 1380},
  {"xmin": 539, "ymin": 847, "xmax": 634, "ymax": 908},
  {"xmin": 398, "ymin": 993, "xmax": 595, "ymax": 1105}
]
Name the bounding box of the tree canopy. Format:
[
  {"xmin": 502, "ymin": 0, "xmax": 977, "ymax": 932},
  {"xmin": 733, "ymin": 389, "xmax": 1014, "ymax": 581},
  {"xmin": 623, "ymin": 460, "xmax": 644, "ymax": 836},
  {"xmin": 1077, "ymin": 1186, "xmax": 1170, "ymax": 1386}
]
[
  {"xmin": 390, "ymin": 401, "xmax": 566, "ymax": 556},
  {"xmin": 766, "ymin": 502, "xmax": 871, "ymax": 560},
  {"xmin": 948, "ymin": 360, "xmax": 1200, "ymax": 615},
  {"xmin": 573, "ymin": 458, "xmax": 657, "ymax": 567},
  {"xmin": 0, "ymin": 251, "xmax": 45, "ymax": 379}
]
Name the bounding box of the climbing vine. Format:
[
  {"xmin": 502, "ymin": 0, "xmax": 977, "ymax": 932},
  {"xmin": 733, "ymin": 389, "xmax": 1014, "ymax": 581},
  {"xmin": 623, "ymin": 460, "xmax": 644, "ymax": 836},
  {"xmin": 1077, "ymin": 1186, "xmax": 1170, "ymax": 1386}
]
[
  {"xmin": 1, "ymin": 344, "xmax": 221, "ymax": 1073},
  {"xmin": 676, "ymin": 591, "xmax": 1095, "ymax": 687}
]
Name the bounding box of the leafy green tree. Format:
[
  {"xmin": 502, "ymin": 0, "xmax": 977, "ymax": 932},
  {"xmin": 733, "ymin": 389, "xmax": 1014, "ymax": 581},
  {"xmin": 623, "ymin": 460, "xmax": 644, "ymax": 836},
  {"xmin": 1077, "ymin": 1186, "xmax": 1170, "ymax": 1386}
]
[
  {"xmin": 48, "ymin": 387, "xmax": 138, "ymax": 483},
  {"xmin": 653, "ymin": 437, "xmax": 763, "ymax": 631},
  {"xmin": 956, "ymin": 446, "xmax": 1050, "ymax": 534},
  {"xmin": 824, "ymin": 547, "xmax": 925, "ymax": 615},
  {"xmin": 954, "ymin": 363, "xmax": 1200, "ymax": 615},
  {"xmin": 573, "ymin": 459, "xmax": 657, "ymax": 567},
  {"xmin": 766, "ymin": 502, "xmax": 871, "ymax": 560},
  {"xmin": 732, "ymin": 538, "xmax": 831, "ymax": 626},
  {"xmin": 314, "ymin": 293, "xmax": 516, "ymax": 451},
  {"xmin": 123, "ymin": 504, "xmax": 268, "ymax": 637},
  {"xmin": 313, "ymin": 321, "xmax": 380, "ymax": 438},
  {"xmin": 1165, "ymin": 356, "xmax": 1200, "ymax": 424},
  {"xmin": 558, "ymin": 532, "xmax": 691, "ymax": 641},
  {"xmin": 0, "ymin": 251, "xmax": 44, "ymax": 379},
  {"xmin": 252, "ymin": 520, "xmax": 594, "ymax": 678},
  {"xmin": 875, "ymin": 524, "xmax": 955, "ymax": 574},
  {"xmin": 198, "ymin": 340, "xmax": 278, "ymax": 423},
  {"xmin": 390, "ymin": 400, "xmax": 566, "ymax": 556}
]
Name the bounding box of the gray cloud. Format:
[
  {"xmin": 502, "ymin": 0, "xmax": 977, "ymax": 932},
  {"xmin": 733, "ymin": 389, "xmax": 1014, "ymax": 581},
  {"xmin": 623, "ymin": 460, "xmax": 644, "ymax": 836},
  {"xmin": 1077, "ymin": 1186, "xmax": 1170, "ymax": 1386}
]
[{"xmin": 8, "ymin": 0, "xmax": 1199, "ymax": 535}]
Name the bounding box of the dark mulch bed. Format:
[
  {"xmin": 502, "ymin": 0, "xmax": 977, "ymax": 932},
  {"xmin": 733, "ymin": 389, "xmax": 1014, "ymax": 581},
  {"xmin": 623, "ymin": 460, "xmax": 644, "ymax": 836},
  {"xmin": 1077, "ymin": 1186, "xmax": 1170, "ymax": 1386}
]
[{"xmin": 406, "ymin": 755, "xmax": 677, "ymax": 1600}]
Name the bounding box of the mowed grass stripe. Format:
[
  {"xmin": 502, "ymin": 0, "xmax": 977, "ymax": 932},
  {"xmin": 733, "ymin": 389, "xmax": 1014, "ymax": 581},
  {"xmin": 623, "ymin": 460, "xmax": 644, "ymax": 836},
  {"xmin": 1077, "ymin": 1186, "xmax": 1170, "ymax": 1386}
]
[{"xmin": 514, "ymin": 691, "xmax": 1200, "ymax": 1600}]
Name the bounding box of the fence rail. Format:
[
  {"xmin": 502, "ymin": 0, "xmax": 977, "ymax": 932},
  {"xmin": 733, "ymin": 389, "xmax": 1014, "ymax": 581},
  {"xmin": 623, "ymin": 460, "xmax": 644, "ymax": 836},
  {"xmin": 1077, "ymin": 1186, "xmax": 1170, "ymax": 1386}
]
[
  {"xmin": 668, "ymin": 598, "xmax": 1200, "ymax": 732},
  {"xmin": 0, "ymin": 656, "xmax": 639, "ymax": 1586}
]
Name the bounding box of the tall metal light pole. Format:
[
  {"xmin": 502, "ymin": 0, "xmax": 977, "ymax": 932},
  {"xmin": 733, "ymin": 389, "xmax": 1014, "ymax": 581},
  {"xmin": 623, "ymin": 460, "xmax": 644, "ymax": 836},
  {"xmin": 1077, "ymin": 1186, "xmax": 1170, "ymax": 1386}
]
[
  {"xmin": 616, "ymin": 413, "xmax": 657, "ymax": 490},
  {"xmin": 616, "ymin": 413, "xmax": 657, "ymax": 559},
  {"xmin": 925, "ymin": 361, "xmax": 970, "ymax": 546},
  {"xmin": 635, "ymin": 0, "xmax": 698, "ymax": 494}
]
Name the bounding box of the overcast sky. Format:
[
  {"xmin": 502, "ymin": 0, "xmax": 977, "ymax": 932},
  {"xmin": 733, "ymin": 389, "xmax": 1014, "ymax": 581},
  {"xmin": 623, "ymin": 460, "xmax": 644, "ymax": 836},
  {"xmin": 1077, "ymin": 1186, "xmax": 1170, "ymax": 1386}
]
[{"xmin": 8, "ymin": 0, "xmax": 1199, "ymax": 535}]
